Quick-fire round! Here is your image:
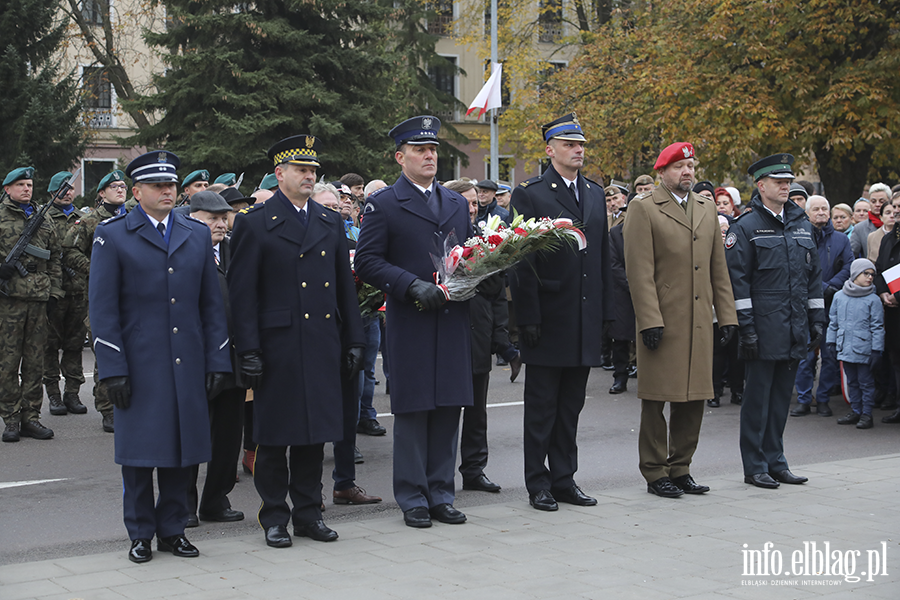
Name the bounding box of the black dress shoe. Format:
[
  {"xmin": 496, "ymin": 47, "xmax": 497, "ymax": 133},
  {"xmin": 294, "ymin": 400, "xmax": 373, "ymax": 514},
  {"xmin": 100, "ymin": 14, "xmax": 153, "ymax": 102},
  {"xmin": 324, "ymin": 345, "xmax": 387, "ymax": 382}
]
[
  {"xmin": 628, "ymin": 364, "xmax": 638, "ymax": 378},
  {"xmin": 789, "ymin": 404, "xmax": 811, "ymax": 416},
  {"xmin": 157, "ymin": 534, "xmax": 199, "ymax": 557},
  {"xmin": 496, "ymin": 355, "xmax": 509, "ymax": 366},
  {"xmin": 20, "ymin": 420, "xmax": 53, "ymax": 439},
  {"xmin": 463, "ymin": 474, "xmax": 501, "ymax": 493},
  {"xmin": 609, "ymin": 379, "xmax": 627, "ymax": 394},
  {"xmin": 429, "ymin": 503, "xmax": 467, "ymax": 524},
  {"xmin": 357, "ymin": 418, "xmax": 387, "ymax": 436},
  {"xmin": 101, "ymin": 412, "xmax": 114, "ymax": 433},
  {"xmin": 48, "ymin": 394, "xmax": 67, "ymax": 415},
  {"xmin": 880, "ymin": 399, "xmax": 899, "ymax": 411},
  {"xmin": 354, "ymin": 446, "xmax": 364, "ymax": 464},
  {"xmin": 403, "ymin": 506, "xmax": 432, "ymax": 528},
  {"xmin": 731, "ymin": 392, "xmax": 743, "ymax": 405},
  {"xmin": 185, "ymin": 514, "xmax": 199, "ymax": 528},
  {"xmin": 551, "ymin": 484, "xmax": 598, "ymax": 506},
  {"xmin": 508, "ymin": 352, "xmax": 523, "ymax": 383},
  {"xmin": 529, "ymin": 489, "xmax": 558, "ymax": 511},
  {"xmin": 745, "ymin": 473, "xmax": 780, "ymax": 488},
  {"xmin": 128, "ymin": 539, "xmax": 152, "ymax": 563},
  {"xmin": 769, "ymin": 469, "xmax": 808, "ymax": 484},
  {"xmin": 856, "ymin": 414, "xmax": 874, "ymax": 429},
  {"xmin": 2, "ymin": 422, "xmax": 20, "ymax": 443},
  {"xmin": 265, "ymin": 525, "xmax": 292, "ymax": 547},
  {"xmin": 647, "ymin": 477, "xmax": 684, "ymax": 498},
  {"xmin": 816, "ymin": 403, "xmax": 833, "ymax": 417},
  {"xmin": 600, "ymin": 360, "xmax": 614, "ymax": 371},
  {"xmin": 63, "ymin": 392, "xmax": 88, "ymax": 414},
  {"xmin": 707, "ymin": 397, "xmax": 720, "ymax": 407},
  {"xmin": 837, "ymin": 412, "xmax": 860, "ymax": 425},
  {"xmin": 294, "ymin": 520, "xmax": 338, "ymax": 541},
  {"xmin": 882, "ymin": 408, "xmax": 900, "ymax": 423},
  {"xmin": 671, "ymin": 474, "xmax": 710, "ymax": 494},
  {"xmin": 199, "ymin": 508, "xmax": 244, "ymax": 522}
]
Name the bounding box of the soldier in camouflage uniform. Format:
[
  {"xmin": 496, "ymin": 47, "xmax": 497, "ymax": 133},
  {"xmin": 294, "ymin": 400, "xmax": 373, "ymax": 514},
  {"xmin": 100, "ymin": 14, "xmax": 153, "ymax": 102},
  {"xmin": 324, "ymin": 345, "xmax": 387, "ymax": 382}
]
[
  {"xmin": 0, "ymin": 167, "xmax": 64, "ymax": 442},
  {"xmin": 43, "ymin": 172, "xmax": 88, "ymax": 416},
  {"xmin": 62, "ymin": 169, "xmax": 129, "ymax": 433}
]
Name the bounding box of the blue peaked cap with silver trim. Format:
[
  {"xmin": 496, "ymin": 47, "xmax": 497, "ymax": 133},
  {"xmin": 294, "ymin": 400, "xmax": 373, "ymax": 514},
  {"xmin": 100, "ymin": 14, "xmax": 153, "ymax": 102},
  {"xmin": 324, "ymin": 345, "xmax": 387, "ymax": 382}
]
[
  {"xmin": 389, "ymin": 116, "xmax": 441, "ymax": 148},
  {"xmin": 125, "ymin": 151, "xmax": 180, "ymax": 184}
]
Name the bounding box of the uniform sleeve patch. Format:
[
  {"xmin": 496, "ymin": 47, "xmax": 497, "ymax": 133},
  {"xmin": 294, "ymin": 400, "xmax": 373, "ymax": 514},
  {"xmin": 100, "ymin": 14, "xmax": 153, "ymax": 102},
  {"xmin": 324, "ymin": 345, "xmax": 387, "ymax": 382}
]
[
  {"xmin": 364, "ymin": 203, "xmax": 377, "ymax": 214},
  {"xmin": 725, "ymin": 232, "xmax": 737, "ymax": 249}
]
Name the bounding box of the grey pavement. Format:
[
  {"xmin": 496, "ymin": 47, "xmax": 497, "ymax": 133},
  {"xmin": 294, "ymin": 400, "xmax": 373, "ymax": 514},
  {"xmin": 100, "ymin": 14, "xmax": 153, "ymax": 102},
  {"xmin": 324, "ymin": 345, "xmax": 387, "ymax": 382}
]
[{"xmin": 2, "ymin": 453, "xmax": 898, "ymax": 600}]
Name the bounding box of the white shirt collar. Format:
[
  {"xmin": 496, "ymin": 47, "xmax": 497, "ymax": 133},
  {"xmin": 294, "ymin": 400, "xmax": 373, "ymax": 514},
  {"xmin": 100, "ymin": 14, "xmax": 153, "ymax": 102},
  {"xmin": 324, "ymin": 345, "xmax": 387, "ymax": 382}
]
[
  {"xmin": 412, "ymin": 181, "xmax": 434, "ymax": 196},
  {"xmin": 762, "ymin": 204, "xmax": 784, "ymax": 221},
  {"xmin": 144, "ymin": 211, "xmax": 170, "ymax": 231}
]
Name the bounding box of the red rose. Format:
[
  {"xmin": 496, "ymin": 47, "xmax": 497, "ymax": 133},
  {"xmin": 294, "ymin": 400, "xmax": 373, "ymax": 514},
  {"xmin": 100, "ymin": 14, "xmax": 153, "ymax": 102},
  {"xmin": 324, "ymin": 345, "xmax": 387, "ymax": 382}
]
[
  {"xmin": 488, "ymin": 234, "xmax": 504, "ymax": 245},
  {"xmin": 514, "ymin": 228, "xmax": 527, "ymax": 235},
  {"xmin": 462, "ymin": 247, "xmax": 473, "ymax": 258}
]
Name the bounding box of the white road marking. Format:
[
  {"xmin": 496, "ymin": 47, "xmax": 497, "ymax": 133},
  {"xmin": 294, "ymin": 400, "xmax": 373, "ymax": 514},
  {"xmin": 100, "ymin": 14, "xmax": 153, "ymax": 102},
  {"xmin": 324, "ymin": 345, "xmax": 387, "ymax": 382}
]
[
  {"xmin": 0, "ymin": 478, "xmax": 68, "ymax": 490},
  {"xmin": 376, "ymin": 401, "xmax": 523, "ymax": 418}
]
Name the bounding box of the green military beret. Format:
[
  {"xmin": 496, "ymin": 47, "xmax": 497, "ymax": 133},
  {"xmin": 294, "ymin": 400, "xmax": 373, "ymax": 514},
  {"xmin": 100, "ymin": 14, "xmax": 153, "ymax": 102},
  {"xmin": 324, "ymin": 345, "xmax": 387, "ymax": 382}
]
[
  {"xmin": 48, "ymin": 171, "xmax": 73, "ymax": 193},
  {"xmin": 183, "ymin": 169, "xmax": 210, "ymax": 187},
  {"xmin": 97, "ymin": 170, "xmax": 126, "ymax": 193},
  {"xmin": 214, "ymin": 172, "xmax": 236, "ymax": 186},
  {"xmin": 3, "ymin": 166, "xmax": 35, "ymax": 186},
  {"xmin": 259, "ymin": 173, "xmax": 278, "ymax": 190}
]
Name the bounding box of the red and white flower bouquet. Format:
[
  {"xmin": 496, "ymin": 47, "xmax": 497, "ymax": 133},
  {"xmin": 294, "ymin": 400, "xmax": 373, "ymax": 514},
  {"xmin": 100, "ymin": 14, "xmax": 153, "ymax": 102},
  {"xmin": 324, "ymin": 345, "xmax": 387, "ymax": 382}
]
[{"xmin": 430, "ymin": 213, "xmax": 587, "ymax": 302}]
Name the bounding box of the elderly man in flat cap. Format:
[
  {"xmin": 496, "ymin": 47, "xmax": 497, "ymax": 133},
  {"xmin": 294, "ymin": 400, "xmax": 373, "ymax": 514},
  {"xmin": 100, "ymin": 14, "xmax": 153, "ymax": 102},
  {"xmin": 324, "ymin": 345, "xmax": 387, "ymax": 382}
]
[{"xmin": 624, "ymin": 142, "xmax": 737, "ymax": 499}]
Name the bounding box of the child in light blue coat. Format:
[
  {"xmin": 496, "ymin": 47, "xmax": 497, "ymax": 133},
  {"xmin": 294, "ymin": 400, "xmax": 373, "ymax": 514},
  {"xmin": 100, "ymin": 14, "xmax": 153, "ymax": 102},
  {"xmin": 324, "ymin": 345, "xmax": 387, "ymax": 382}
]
[{"xmin": 826, "ymin": 258, "xmax": 884, "ymax": 429}]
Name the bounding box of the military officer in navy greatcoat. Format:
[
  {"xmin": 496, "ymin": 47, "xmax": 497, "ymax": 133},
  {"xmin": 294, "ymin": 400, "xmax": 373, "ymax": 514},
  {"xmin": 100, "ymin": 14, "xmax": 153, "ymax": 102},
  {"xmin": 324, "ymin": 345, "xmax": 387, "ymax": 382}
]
[
  {"xmin": 509, "ymin": 113, "xmax": 612, "ymax": 511},
  {"xmin": 227, "ymin": 135, "xmax": 364, "ymax": 548},
  {"xmin": 89, "ymin": 151, "xmax": 232, "ymax": 563},
  {"xmin": 354, "ymin": 116, "xmax": 475, "ymax": 528},
  {"xmin": 725, "ymin": 153, "xmax": 825, "ymax": 489}
]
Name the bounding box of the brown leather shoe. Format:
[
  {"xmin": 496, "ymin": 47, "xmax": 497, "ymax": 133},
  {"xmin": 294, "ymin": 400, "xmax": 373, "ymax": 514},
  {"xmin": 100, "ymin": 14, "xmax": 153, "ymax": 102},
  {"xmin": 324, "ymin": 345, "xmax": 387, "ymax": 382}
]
[
  {"xmin": 333, "ymin": 485, "xmax": 382, "ymax": 505},
  {"xmin": 242, "ymin": 449, "xmax": 255, "ymax": 475}
]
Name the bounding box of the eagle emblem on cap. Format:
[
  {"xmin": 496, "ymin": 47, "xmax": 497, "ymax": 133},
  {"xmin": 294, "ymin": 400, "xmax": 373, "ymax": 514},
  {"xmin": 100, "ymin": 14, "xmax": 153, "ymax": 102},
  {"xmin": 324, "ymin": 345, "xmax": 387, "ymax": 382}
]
[
  {"xmin": 305, "ymin": 136, "xmax": 315, "ymax": 148},
  {"xmin": 781, "ymin": 154, "xmax": 790, "ymax": 163},
  {"xmin": 422, "ymin": 117, "xmax": 433, "ymax": 129},
  {"xmin": 682, "ymin": 146, "xmax": 691, "ymax": 158},
  {"xmin": 572, "ymin": 112, "xmax": 579, "ymax": 124},
  {"xmin": 113, "ymin": 173, "xmax": 120, "ymax": 180},
  {"xmin": 158, "ymin": 152, "xmax": 167, "ymax": 163}
]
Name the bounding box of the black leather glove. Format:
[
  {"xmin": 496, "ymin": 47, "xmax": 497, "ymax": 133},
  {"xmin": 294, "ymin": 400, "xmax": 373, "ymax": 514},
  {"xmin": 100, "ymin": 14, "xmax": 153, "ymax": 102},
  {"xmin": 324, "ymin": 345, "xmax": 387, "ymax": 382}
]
[
  {"xmin": 824, "ymin": 286, "xmax": 838, "ymax": 304},
  {"xmin": 343, "ymin": 347, "xmax": 364, "ymax": 381},
  {"xmin": 105, "ymin": 376, "xmax": 131, "ymax": 410},
  {"xmin": 46, "ymin": 296, "xmax": 58, "ymax": 317},
  {"xmin": 407, "ymin": 279, "xmax": 446, "ymax": 311},
  {"xmin": 206, "ymin": 371, "xmax": 229, "ymax": 400},
  {"xmin": 0, "ymin": 262, "xmax": 15, "ymax": 280},
  {"xmin": 869, "ymin": 350, "xmax": 882, "ymax": 371},
  {"xmin": 476, "ymin": 273, "xmax": 503, "ymax": 297},
  {"xmin": 808, "ymin": 322, "xmax": 824, "ymax": 352},
  {"xmin": 641, "ymin": 327, "xmax": 663, "ymax": 351},
  {"xmin": 719, "ymin": 325, "xmax": 737, "ymax": 347},
  {"xmin": 738, "ymin": 329, "xmax": 759, "ymax": 360},
  {"xmin": 240, "ymin": 350, "xmax": 264, "ymax": 389},
  {"xmin": 521, "ymin": 324, "xmax": 541, "ymax": 348}
]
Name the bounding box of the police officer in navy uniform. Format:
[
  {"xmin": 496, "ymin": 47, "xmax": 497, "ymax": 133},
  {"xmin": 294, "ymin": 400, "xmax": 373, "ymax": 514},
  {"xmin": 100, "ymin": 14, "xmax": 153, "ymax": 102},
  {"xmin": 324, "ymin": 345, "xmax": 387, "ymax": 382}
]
[
  {"xmin": 354, "ymin": 116, "xmax": 475, "ymax": 528},
  {"xmin": 509, "ymin": 113, "xmax": 612, "ymax": 511},
  {"xmin": 725, "ymin": 153, "xmax": 825, "ymax": 489},
  {"xmin": 227, "ymin": 135, "xmax": 364, "ymax": 548},
  {"xmin": 89, "ymin": 151, "xmax": 232, "ymax": 563}
]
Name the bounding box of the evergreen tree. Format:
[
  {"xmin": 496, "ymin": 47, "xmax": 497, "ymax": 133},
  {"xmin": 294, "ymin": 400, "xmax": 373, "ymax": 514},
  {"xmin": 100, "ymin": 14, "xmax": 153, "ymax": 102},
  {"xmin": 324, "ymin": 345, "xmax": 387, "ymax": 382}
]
[
  {"xmin": 0, "ymin": 0, "xmax": 87, "ymax": 192},
  {"xmin": 129, "ymin": 0, "xmax": 466, "ymax": 185}
]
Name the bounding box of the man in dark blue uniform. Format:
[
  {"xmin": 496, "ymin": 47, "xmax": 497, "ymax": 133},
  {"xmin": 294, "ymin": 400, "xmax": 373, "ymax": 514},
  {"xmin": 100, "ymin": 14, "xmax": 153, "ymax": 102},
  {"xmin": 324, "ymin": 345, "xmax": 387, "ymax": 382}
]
[
  {"xmin": 227, "ymin": 135, "xmax": 364, "ymax": 548},
  {"xmin": 725, "ymin": 153, "xmax": 825, "ymax": 489},
  {"xmin": 354, "ymin": 116, "xmax": 474, "ymax": 528},
  {"xmin": 509, "ymin": 113, "xmax": 612, "ymax": 511},
  {"xmin": 89, "ymin": 151, "xmax": 232, "ymax": 563}
]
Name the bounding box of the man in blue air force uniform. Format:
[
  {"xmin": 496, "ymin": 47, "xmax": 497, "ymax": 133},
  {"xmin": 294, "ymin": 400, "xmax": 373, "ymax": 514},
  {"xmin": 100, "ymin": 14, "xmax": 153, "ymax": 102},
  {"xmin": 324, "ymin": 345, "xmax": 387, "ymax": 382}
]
[{"xmin": 89, "ymin": 151, "xmax": 231, "ymax": 563}]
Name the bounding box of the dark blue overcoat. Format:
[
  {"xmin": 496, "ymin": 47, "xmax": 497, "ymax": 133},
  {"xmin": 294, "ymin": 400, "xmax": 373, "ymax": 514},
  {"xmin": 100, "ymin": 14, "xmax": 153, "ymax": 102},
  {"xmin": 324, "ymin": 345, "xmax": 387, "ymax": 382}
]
[
  {"xmin": 354, "ymin": 175, "xmax": 474, "ymax": 414},
  {"xmin": 89, "ymin": 208, "xmax": 231, "ymax": 468},
  {"xmin": 227, "ymin": 191, "xmax": 364, "ymax": 447}
]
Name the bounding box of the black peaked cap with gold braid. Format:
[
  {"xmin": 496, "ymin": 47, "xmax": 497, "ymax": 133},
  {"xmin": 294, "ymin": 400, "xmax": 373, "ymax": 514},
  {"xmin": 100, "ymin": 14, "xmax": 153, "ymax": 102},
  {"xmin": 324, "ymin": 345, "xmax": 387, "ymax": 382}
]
[{"xmin": 267, "ymin": 135, "xmax": 321, "ymax": 168}]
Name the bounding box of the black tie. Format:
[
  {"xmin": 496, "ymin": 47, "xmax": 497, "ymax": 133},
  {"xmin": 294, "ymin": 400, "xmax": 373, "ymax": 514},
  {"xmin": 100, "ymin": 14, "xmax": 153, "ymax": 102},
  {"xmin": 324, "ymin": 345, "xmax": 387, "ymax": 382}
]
[
  {"xmin": 298, "ymin": 208, "xmax": 307, "ymax": 227},
  {"xmin": 568, "ymin": 183, "xmax": 578, "ymax": 204},
  {"xmin": 157, "ymin": 222, "xmax": 165, "ymax": 236},
  {"xmin": 424, "ymin": 188, "xmax": 439, "ymax": 216},
  {"xmin": 776, "ymin": 214, "xmax": 783, "ymax": 223}
]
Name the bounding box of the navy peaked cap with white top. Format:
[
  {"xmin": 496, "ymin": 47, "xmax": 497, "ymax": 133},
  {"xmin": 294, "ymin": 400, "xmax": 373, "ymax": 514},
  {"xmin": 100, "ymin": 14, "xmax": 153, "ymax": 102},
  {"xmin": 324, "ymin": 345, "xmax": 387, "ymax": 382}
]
[
  {"xmin": 126, "ymin": 151, "xmax": 180, "ymax": 183},
  {"xmin": 389, "ymin": 116, "xmax": 441, "ymax": 148}
]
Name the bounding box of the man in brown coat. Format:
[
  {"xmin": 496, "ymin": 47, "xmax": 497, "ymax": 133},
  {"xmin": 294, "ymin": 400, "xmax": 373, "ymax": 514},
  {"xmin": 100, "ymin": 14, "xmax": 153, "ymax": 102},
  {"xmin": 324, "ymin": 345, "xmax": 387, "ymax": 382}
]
[{"xmin": 623, "ymin": 142, "xmax": 737, "ymax": 498}]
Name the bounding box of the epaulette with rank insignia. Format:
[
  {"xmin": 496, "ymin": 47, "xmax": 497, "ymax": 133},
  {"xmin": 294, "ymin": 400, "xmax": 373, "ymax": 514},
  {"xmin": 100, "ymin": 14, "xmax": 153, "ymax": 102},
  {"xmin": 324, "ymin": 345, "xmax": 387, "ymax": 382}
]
[
  {"xmin": 99, "ymin": 213, "xmax": 126, "ymax": 225},
  {"xmin": 238, "ymin": 203, "xmax": 263, "ymax": 215},
  {"xmin": 369, "ymin": 186, "xmax": 389, "ymax": 198},
  {"xmin": 185, "ymin": 214, "xmax": 205, "ymax": 224},
  {"xmin": 734, "ymin": 207, "xmax": 752, "ymax": 220},
  {"xmin": 519, "ymin": 175, "xmax": 543, "ymax": 188}
]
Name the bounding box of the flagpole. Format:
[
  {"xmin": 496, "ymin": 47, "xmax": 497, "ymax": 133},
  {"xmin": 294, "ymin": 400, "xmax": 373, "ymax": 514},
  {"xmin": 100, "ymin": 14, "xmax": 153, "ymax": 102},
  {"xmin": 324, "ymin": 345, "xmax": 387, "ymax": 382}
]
[{"xmin": 490, "ymin": 0, "xmax": 499, "ymax": 181}]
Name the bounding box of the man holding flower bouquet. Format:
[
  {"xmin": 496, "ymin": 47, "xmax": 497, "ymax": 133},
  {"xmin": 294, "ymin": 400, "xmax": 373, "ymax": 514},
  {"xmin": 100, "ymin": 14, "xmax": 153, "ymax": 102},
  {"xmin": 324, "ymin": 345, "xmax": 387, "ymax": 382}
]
[
  {"xmin": 509, "ymin": 113, "xmax": 612, "ymax": 512},
  {"xmin": 355, "ymin": 116, "xmax": 475, "ymax": 529}
]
